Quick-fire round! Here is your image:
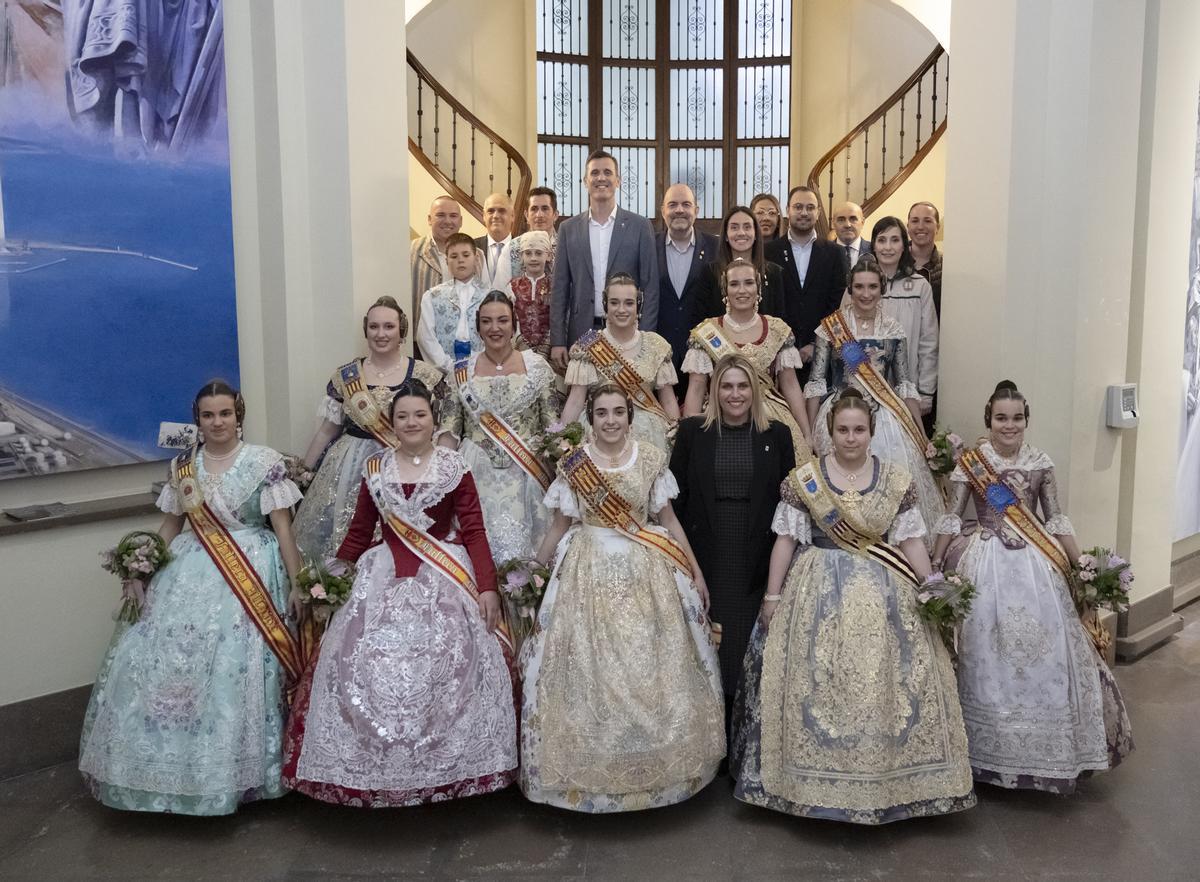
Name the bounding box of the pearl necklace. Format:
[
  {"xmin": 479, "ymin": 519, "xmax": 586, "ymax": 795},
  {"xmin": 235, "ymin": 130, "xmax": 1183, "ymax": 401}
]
[
  {"xmin": 723, "ymin": 312, "xmax": 760, "ymax": 333},
  {"xmin": 399, "ymin": 444, "xmax": 434, "ymax": 466},
  {"xmin": 608, "ymin": 329, "xmax": 640, "ymax": 351},
  {"xmin": 203, "ymin": 441, "xmax": 243, "ymax": 462},
  {"xmin": 829, "ymin": 454, "xmax": 866, "ymax": 486},
  {"xmin": 366, "ymin": 357, "xmax": 406, "ymax": 378},
  {"xmin": 592, "ymin": 437, "xmax": 632, "ymax": 468},
  {"xmin": 484, "ymin": 348, "xmax": 515, "ymax": 372},
  {"xmin": 849, "ymin": 309, "xmax": 882, "ymax": 337}
]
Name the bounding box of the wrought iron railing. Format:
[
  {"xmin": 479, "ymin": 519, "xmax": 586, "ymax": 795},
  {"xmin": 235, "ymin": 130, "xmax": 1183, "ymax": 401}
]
[
  {"xmin": 808, "ymin": 46, "xmax": 947, "ymax": 235},
  {"xmin": 407, "ymin": 51, "xmax": 533, "ymax": 229}
]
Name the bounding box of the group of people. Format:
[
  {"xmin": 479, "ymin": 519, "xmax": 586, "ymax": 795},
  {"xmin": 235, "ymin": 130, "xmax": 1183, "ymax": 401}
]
[{"xmin": 77, "ymin": 150, "xmax": 1132, "ymax": 824}]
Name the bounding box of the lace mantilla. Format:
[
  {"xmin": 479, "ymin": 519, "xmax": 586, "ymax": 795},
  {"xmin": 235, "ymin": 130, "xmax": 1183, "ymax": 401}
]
[
  {"xmin": 771, "ymin": 500, "xmax": 812, "ymax": 544},
  {"xmin": 365, "ymin": 447, "xmax": 467, "ymax": 532}
]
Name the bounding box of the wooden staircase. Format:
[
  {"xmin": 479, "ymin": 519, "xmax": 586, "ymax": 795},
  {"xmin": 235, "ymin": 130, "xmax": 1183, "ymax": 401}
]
[
  {"xmin": 808, "ymin": 46, "xmax": 948, "ymax": 235},
  {"xmin": 407, "ymin": 51, "xmax": 533, "ymax": 231}
]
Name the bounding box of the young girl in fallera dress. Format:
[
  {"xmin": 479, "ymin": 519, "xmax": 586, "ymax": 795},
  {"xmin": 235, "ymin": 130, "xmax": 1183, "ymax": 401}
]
[{"xmin": 80, "ymin": 382, "xmax": 304, "ymax": 815}]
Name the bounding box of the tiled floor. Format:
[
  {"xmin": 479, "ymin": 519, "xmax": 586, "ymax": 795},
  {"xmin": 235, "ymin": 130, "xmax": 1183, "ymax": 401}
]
[{"xmin": 2, "ymin": 604, "xmax": 1197, "ymax": 881}]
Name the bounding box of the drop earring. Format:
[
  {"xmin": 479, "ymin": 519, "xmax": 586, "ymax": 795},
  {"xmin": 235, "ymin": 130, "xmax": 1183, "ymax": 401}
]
[{"xmin": 237, "ymin": 424, "xmax": 244, "ymax": 440}]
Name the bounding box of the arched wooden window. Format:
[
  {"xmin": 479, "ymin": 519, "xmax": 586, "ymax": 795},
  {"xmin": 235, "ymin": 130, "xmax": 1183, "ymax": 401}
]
[{"xmin": 536, "ymin": 0, "xmax": 792, "ymax": 223}]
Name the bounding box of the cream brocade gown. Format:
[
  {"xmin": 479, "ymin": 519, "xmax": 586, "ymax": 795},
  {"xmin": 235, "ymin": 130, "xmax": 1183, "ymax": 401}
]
[
  {"xmin": 682, "ymin": 314, "xmax": 811, "ymax": 459},
  {"xmin": 733, "ymin": 458, "xmax": 975, "ymax": 824},
  {"xmin": 293, "ymin": 358, "xmax": 444, "ymax": 562},
  {"xmin": 520, "ymin": 443, "xmax": 725, "ymax": 812},
  {"xmin": 439, "ymin": 350, "xmax": 559, "ymax": 563},
  {"xmin": 566, "ymin": 329, "xmax": 678, "ymax": 455}
]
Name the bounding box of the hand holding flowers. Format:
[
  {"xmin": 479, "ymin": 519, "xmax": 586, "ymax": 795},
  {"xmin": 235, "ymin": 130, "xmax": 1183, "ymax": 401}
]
[
  {"xmin": 925, "ymin": 426, "xmax": 965, "ymax": 476},
  {"xmin": 497, "ymin": 556, "xmax": 551, "ymax": 647},
  {"xmin": 295, "ymin": 559, "xmax": 355, "ymax": 627},
  {"xmin": 538, "ymin": 421, "xmax": 585, "ymax": 465},
  {"xmin": 100, "ymin": 531, "xmax": 172, "ymax": 623},
  {"xmin": 915, "ymin": 570, "xmax": 977, "ymax": 658},
  {"xmin": 1071, "ymin": 547, "xmax": 1133, "ymax": 655}
]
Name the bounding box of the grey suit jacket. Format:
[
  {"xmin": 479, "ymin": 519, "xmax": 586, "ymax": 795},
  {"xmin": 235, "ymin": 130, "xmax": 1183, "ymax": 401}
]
[{"xmin": 549, "ymin": 205, "xmax": 660, "ymax": 348}]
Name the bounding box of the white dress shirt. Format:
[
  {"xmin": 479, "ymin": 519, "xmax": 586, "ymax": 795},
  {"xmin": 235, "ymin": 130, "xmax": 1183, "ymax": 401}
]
[
  {"xmin": 664, "ymin": 229, "xmax": 696, "ymax": 297},
  {"xmin": 478, "ymin": 234, "xmax": 513, "ymax": 291},
  {"xmin": 416, "ymin": 278, "xmax": 482, "ymax": 372},
  {"xmin": 588, "ymin": 209, "xmax": 617, "ymax": 316},
  {"xmin": 789, "ymin": 229, "xmax": 817, "ymax": 285}
]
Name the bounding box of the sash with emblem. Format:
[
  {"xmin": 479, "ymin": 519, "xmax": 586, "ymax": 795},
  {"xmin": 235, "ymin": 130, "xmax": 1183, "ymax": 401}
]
[
  {"xmin": 335, "ymin": 360, "xmax": 400, "ymax": 447},
  {"xmin": 576, "ymin": 329, "xmax": 671, "ymax": 423},
  {"xmin": 364, "ymin": 454, "xmax": 515, "ymax": 656},
  {"xmin": 453, "ymin": 358, "xmax": 552, "ymax": 492},
  {"xmin": 172, "ymin": 448, "xmax": 306, "ymax": 691},
  {"xmin": 957, "ymin": 448, "xmax": 1072, "ymax": 582},
  {"xmin": 558, "ymin": 445, "xmax": 692, "ymax": 575},
  {"xmin": 820, "ymin": 311, "xmax": 927, "ymax": 455},
  {"xmin": 789, "ymin": 457, "xmax": 919, "ymax": 587},
  {"xmin": 692, "ymin": 319, "xmax": 790, "ymax": 414}
]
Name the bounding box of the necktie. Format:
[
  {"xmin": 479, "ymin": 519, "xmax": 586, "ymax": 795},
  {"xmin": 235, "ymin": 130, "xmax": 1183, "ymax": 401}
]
[
  {"xmin": 492, "ymin": 242, "xmax": 503, "ymax": 282},
  {"xmin": 844, "ymin": 243, "xmax": 853, "ymax": 269}
]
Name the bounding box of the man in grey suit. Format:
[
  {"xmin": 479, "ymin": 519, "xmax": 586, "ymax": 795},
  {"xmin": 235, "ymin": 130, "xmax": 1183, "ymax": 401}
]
[{"xmin": 549, "ymin": 149, "xmax": 659, "ymax": 370}]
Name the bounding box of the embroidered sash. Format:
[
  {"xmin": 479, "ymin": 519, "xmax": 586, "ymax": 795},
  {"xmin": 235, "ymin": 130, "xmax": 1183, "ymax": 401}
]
[
  {"xmin": 454, "ymin": 358, "xmax": 553, "ymax": 491},
  {"xmin": 789, "ymin": 457, "xmax": 919, "ymax": 587},
  {"xmin": 335, "ymin": 360, "xmax": 400, "ymax": 447},
  {"xmin": 692, "ymin": 318, "xmax": 790, "ymax": 413},
  {"xmin": 958, "ymin": 448, "xmax": 1073, "ymax": 582},
  {"xmin": 365, "ymin": 456, "xmax": 515, "ymax": 655},
  {"xmin": 576, "ymin": 329, "xmax": 671, "ymax": 423},
  {"xmin": 820, "ymin": 311, "xmax": 927, "ymax": 455},
  {"xmin": 559, "ymin": 446, "xmax": 691, "ymax": 575},
  {"xmin": 173, "ymin": 449, "xmax": 306, "ymax": 688}
]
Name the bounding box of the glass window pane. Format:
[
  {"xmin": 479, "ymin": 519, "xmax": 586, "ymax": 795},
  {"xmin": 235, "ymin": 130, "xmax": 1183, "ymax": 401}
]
[
  {"xmin": 537, "ymin": 61, "xmax": 588, "ymax": 137},
  {"xmin": 736, "ymin": 65, "xmax": 790, "ymax": 139},
  {"xmin": 606, "ymin": 146, "xmax": 655, "ymax": 217},
  {"xmin": 602, "ymin": 0, "xmax": 655, "ymax": 60},
  {"xmin": 537, "ymin": 0, "xmax": 588, "ymax": 55},
  {"xmin": 669, "ymin": 0, "xmax": 723, "ymax": 61},
  {"xmin": 737, "ymin": 0, "xmax": 790, "ymax": 58},
  {"xmin": 736, "ymin": 145, "xmax": 789, "ymax": 209},
  {"xmin": 602, "ymin": 66, "xmax": 655, "ymax": 140},
  {"xmin": 538, "ymin": 142, "xmax": 590, "ymax": 218},
  {"xmin": 669, "ymin": 148, "xmax": 723, "ymax": 219},
  {"xmin": 669, "ymin": 67, "xmax": 722, "ymax": 141}
]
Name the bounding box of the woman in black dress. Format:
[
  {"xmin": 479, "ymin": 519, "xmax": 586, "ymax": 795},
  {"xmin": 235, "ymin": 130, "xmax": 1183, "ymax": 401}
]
[{"xmin": 670, "ymin": 354, "xmax": 795, "ymax": 741}]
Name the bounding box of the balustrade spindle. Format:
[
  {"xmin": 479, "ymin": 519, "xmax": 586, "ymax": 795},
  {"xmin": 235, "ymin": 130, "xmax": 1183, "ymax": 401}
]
[
  {"xmin": 434, "ymin": 94, "xmax": 441, "ymax": 166},
  {"xmin": 416, "ymin": 78, "xmax": 424, "ymax": 151},
  {"xmin": 489, "ymin": 142, "xmax": 495, "ymax": 192},
  {"xmin": 862, "ymin": 127, "xmax": 869, "ymax": 204},
  {"xmin": 881, "ymin": 113, "xmax": 887, "ymax": 180},
  {"xmin": 471, "ymin": 128, "xmax": 477, "ymax": 199},
  {"xmin": 931, "ymin": 60, "xmax": 939, "ymax": 130},
  {"xmin": 452, "ymin": 111, "xmax": 458, "ymax": 184},
  {"xmin": 899, "ymin": 95, "xmax": 906, "ymax": 165},
  {"xmin": 915, "ymin": 79, "xmax": 923, "ymax": 150},
  {"xmin": 827, "ymin": 162, "xmax": 834, "ymax": 222}
]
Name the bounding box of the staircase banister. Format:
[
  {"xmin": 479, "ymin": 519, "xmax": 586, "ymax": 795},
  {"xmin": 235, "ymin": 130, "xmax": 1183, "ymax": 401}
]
[
  {"xmin": 806, "ymin": 45, "xmax": 946, "ymax": 206},
  {"xmin": 407, "ymin": 50, "xmax": 533, "ymax": 225}
]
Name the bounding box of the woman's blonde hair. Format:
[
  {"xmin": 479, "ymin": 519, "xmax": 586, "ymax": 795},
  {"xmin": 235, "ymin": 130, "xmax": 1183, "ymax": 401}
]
[{"xmin": 702, "ymin": 354, "xmax": 770, "ymax": 433}]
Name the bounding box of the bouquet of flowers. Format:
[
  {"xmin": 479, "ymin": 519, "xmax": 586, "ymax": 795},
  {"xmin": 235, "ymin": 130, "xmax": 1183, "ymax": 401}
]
[
  {"xmin": 497, "ymin": 556, "xmax": 551, "ymax": 647},
  {"xmin": 296, "ymin": 559, "xmax": 355, "ymax": 628},
  {"xmin": 925, "ymin": 426, "xmax": 964, "ymax": 476},
  {"xmin": 282, "ymin": 453, "xmax": 316, "ymax": 492},
  {"xmin": 916, "ymin": 570, "xmax": 977, "ymax": 658},
  {"xmin": 100, "ymin": 530, "xmax": 173, "ymax": 623},
  {"xmin": 1072, "ymin": 548, "xmax": 1134, "ymax": 613},
  {"xmin": 538, "ymin": 420, "xmax": 585, "ymax": 465}
]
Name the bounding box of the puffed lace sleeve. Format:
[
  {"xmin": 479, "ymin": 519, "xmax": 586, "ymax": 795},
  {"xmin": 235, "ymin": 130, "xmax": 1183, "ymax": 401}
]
[
  {"xmin": 259, "ymin": 459, "xmax": 303, "ymax": 514},
  {"xmin": 804, "ymin": 335, "xmax": 831, "ymax": 399},
  {"xmin": 892, "ymin": 336, "xmax": 920, "ymax": 401},
  {"xmin": 654, "ymin": 354, "xmax": 679, "ymax": 388},
  {"xmin": 935, "ymin": 464, "xmax": 971, "ymax": 535},
  {"xmin": 649, "ymin": 467, "xmax": 680, "ymax": 513},
  {"xmin": 1038, "ymin": 466, "xmax": 1075, "ymax": 535},
  {"xmin": 156, "ymin": 479, "xmax": 183, "ymax": 516},
  {"xmin": 774, "ymin": 342, "xmax": 804, "ymax": 371},
  {"xmin": 890, "ymin": 481, "xmax": 928, "ymax": 542},
  {"xmin": 772, "ymin": 477, "xmax": 811, "ymax": 543},
  {"xmin": 681, "ymin": 342, "xmax": 714, "ymax": 375},
  {"xmin": 319, "ymin": 377, "xmax": 344, "ymax": 424},
  {"xmin": 543, "ymin": 475, "xmax": 582, "ymax": 519},
  {"xmin": 564, "ymin": 347, "xmax": 600, "ymax": 386}
]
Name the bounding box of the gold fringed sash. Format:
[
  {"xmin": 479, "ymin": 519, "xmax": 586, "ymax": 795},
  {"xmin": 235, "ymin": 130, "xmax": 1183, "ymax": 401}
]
[
  {"xmin": 365, "ymin": 456, "xmax": 515, "ymax": 655},
  {"xmin": 336, "ymin": 360, "xmax": 400, "ymax": 448},
  {"xmin": 577, "ymin": 329, "xmax": 671, "ymax": 422},
  {"xmin": 958, "ymin": 448, "xmax": 1073, "ymax": 583},
  {"xmin": 821, "ymin": 311, "xmax": 927, "ymax": 455},
  {"xmin": 790, "ymin": 458, "xmax": 919, "ymax": 587},
  {"xmin": 454, "ymin": 359, "xmax": 553, "ymax": 492},
  {"xmin": 559, "ymin": 446, "xmax": 691, "ymax": 574},
  {"xmin": 174, "ymin": 449, "xmax": 305, "ymax": 690}
]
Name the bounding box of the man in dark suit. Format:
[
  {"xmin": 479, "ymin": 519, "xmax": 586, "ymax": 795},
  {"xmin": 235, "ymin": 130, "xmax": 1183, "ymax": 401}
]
[
  {"xmin": 656, "ymin": 182, "xmax": 719, "ymax": 373},
  {"xmin": 549, "ymin": 150, "xmax": 660, "ymax": 371},
  {"xmin": 832, "ymin": 200, "xmax": 872, "ymax": 278},
  {"xmin": 765, "ymin": 185, "xmax": 846, "ymax": 364}
]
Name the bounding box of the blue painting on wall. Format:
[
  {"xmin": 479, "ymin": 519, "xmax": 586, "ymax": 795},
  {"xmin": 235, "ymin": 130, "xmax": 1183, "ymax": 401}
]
[{"xmin": 0, "ymin": 0, "xmax": 238, "ymax": 480}]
